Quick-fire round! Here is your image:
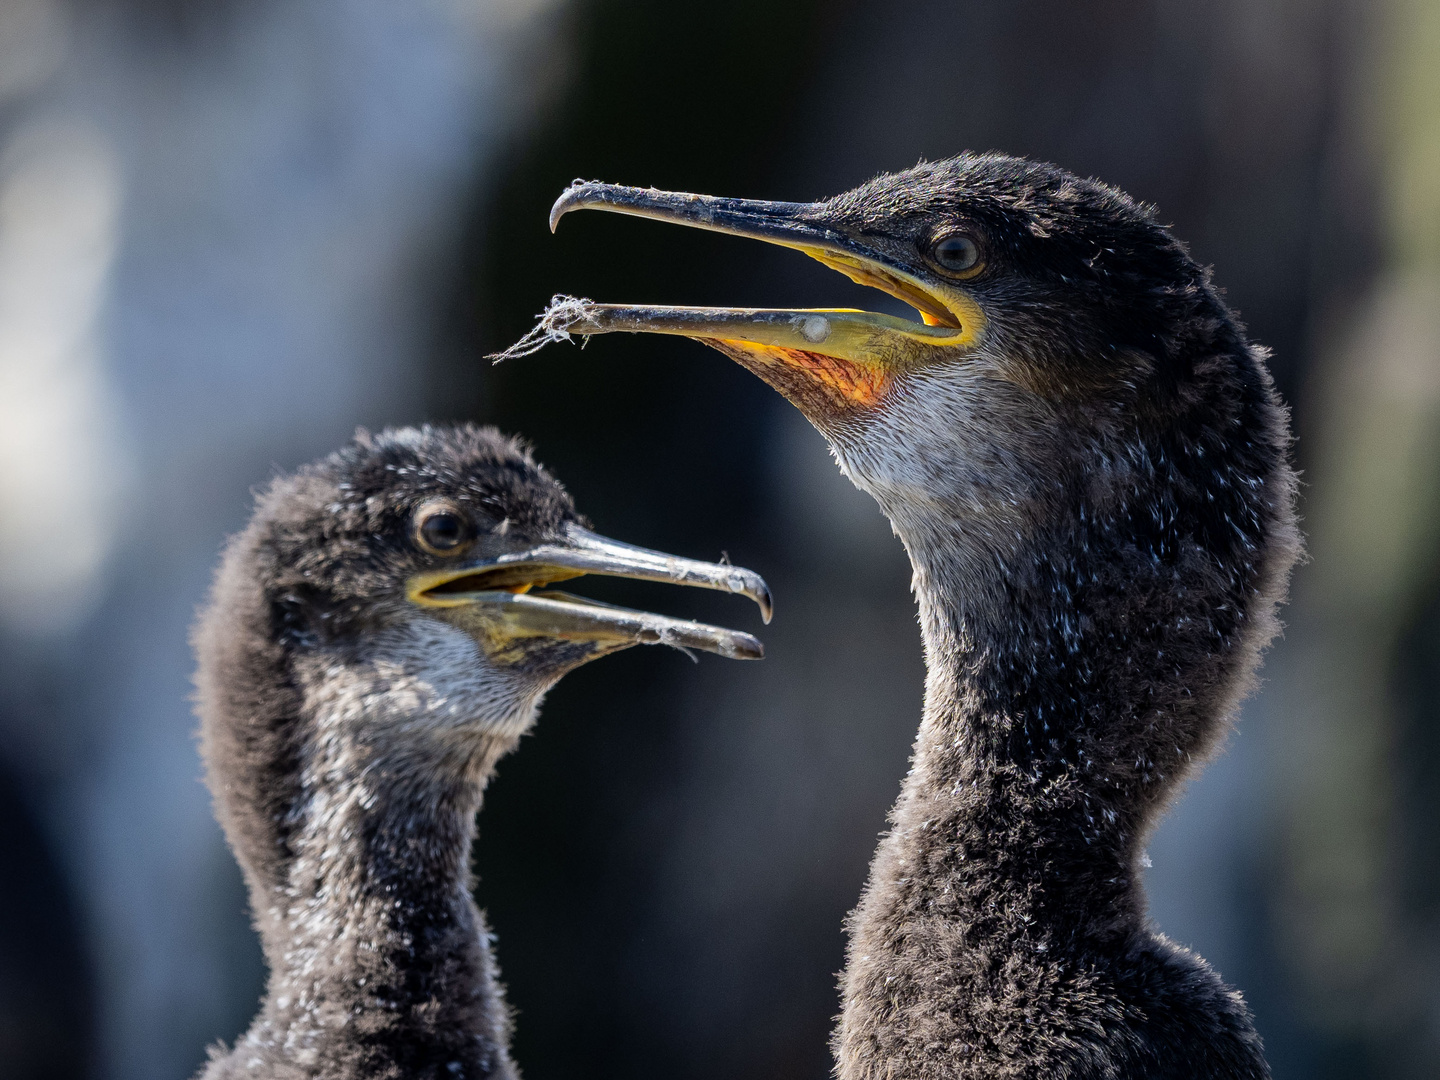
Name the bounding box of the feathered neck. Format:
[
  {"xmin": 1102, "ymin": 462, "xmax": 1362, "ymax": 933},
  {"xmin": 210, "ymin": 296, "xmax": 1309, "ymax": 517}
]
[
  {"xmin": 230, "ymin": 729, "xmax": 516, "ymax": 1080},
  {"xmin": 831, "ymin": 354, "xmax": 1296, "ymax": 1078},
  {"xmin": 193, "ymin": 562, "xmax": 525, "ymax": 1080}
]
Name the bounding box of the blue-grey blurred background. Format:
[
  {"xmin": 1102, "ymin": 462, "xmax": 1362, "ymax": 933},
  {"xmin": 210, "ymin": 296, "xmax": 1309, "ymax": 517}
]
[{"xmin": 1, "ymin": 1, "xmax": 1437, "ymax": 1078}]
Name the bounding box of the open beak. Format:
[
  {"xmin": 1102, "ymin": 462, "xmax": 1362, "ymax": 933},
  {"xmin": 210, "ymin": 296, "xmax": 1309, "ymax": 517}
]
[
  {"xmin": 523, "ymin": 182, "xmax": 986, "ymax": 415},
  {"xmin": 407, "ymin": 521, "xmax": 769, "ymax": 664}
]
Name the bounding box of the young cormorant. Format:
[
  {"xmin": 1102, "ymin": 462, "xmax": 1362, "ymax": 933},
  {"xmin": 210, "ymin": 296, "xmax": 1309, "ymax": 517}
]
[
  {"xmin": 524, "ymin": 154, "xmax": 1300, "ymax": 1078},
  {"xmin": 191, "ymin": 424, "xmax": 770, "ymax": 1079}
]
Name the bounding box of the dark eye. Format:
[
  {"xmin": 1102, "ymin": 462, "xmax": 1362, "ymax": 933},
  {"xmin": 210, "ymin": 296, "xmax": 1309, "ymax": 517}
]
[
  {"xmin": 929, "ymin": 233, "xmax": 982, "ymax": 275},
  {"xmin": 414, "ymin": 504, "xmax": 470, "ymax": 555}
]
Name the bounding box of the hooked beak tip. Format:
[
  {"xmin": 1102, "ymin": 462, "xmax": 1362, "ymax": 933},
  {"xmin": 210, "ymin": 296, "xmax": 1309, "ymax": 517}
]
[{"xmin": 549, "ymin": 181, "xmax": 599, "ymax": 233}]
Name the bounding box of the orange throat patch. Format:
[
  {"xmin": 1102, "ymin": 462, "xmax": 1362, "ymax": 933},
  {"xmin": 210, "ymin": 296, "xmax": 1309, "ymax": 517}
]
[{"xmin": 704, "ymin": 339, "xmax": 891, "ymax": 416}]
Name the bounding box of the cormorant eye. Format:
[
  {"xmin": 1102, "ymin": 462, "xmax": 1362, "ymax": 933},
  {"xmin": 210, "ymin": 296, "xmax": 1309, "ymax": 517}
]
[
  {"xmin": 414, "ymin": 502, "xmax": 471, "ymax": 556},
  {"xmin": 928, "ymin": 233, "xmax": 982, "ymax": 276}
]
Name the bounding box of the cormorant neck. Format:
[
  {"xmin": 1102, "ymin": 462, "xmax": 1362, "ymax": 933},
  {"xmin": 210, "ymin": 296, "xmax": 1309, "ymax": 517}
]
[
  {"xmin": 199, "ymin": 617, "xmax": 533, "ymax": 1080},
  {"xmin": 240, "ymin": 691, "xmax": 519, "ymax": 1078},
  {"xmin": 896, "ymin": 541, "xmax": 1155, "ymax": 937},
  {"xmin": 865, "ymin": 380, "xmax": 1294, "ymax": 941},
  {"xmin": 823, "ymin": 245, "xmax": 1293, "ymax": 1080}
]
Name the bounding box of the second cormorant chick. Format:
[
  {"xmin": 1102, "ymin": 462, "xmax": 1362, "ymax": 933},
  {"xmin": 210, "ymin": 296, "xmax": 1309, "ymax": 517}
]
[{"xmin": 191, "ymin": 424, "xmax": 769, "ymax": 1080}]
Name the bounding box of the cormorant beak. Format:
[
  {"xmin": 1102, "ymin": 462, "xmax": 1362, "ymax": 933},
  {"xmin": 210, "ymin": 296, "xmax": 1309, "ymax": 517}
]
[
  {"xmin": 528, "ymin": 181, "xmax": 986, "ymax": 416},
  {"xmin": 406, "ymin": 521, "xmax": 769, "ymax": 663}
]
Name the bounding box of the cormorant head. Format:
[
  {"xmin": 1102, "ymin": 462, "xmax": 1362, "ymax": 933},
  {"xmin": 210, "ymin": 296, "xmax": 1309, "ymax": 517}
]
[
  {"xmin": 196, "ymin": 425, "xmax": 767, "ymax": 768},
  {"xmin": 541, "ymin": 155, "xmax": 1284, "ymax": 603}
]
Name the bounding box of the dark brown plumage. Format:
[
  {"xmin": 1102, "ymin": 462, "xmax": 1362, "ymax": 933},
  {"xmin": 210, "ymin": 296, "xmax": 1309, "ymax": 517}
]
[
  {"xmin": 191, "ymin": 424, "xmax": 768, "ymax": 1080},
  {"xmin": 534, "ymin": 153, "xmax": 1301, "ymax": 1078}
]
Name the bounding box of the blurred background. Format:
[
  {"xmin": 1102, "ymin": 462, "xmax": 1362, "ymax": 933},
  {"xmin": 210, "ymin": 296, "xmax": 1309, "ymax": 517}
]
[{"xmin": 0, "ymin": 0, "xmax": 1437, "ymax": 1077}]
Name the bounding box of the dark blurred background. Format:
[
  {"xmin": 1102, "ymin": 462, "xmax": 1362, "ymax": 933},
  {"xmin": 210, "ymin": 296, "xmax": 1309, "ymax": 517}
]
[{"xmin": 1, "ymin": 1, "xmax": 1437, "ymax": 1078}]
